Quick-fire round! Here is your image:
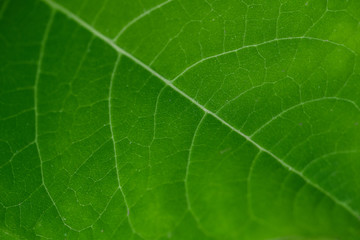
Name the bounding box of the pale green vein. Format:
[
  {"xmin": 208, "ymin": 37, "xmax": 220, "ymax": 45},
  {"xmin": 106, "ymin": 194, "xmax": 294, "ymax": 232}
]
[
  {"xmin": 5, "ymin": 184, "xmax": 43, "ymax": 209},
  {"xmin": 301, "ymin": 150, "xmax": 360, "ymax": 174},
  {"xmin": 184, "ymin": 112, "xmax": 214, "ymax": 237},
  {"xmin": 113, "ymin": 0, "xmax": 174, "ymax": 41},
  {"xmin": 250, "ymin": 96, "xmax": 360, "ymax": 138},
  {"xmin": 108, "ymin": 54, "xmax": 139, "ymax": 236},
  {"xmin": 91, "ymin": 0, "xmax": 108, "ymax": 25},
  {"xmin": 246, "ymin": 151, "xmax": 262, "ymax": 221},
  {"xmin": 0, "ymin": 108, "xmax": 35, "ymax": 121},
  {"xmin": 171, "ymin": 36, "xmax": 357, "ymax": 82},
  {"xmin": 71, "ymin": 139, "xmax": 112, "ymax": 178},
  {"xmin": 185, "ymin": 112, "xmax": 206, "ymax": 220},
  {"xmin": 42, "ymin": 0, "xmax": 360, "ymax": 222},
  {"xmin": 148, "ymin": 85, "xmax": 166, "ymax": 190},
  {"xmin": 215, "ymin": 81, "xmax": 275, "ymax": 114},
  {"xmin": 0, "ymin": 141, "xmax": 35, "ymax": 169},
  {"xmin": 91, "ymin": 188, "xmax": 119, "ymax": 228},
  {"xmin": 34, "ymin": 9, "xmax": 79, "ymax": 232}
]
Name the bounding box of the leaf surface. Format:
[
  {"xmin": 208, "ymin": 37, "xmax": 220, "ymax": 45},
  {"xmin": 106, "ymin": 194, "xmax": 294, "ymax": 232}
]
[{"xmin": 1, "ymin": 0, "xmax": 360, "ymax": 239}]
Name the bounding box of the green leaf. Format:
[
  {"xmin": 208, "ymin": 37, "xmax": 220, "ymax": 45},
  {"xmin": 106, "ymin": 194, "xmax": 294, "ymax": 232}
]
[{"xmin": 1, "ymin": 0, "xmax": 360, "ymax": 239}]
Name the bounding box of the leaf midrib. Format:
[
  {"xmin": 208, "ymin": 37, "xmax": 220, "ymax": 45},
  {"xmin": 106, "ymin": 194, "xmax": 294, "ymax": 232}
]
[{"xmin": 41, "ymin": 0, "xmax": 360, "ymax": 222}]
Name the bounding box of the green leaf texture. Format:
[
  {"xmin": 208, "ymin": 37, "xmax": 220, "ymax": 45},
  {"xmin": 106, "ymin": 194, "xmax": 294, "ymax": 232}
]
[{"xmin": 1, "ymin": 0, "xmax": 360, "ymax": 239}]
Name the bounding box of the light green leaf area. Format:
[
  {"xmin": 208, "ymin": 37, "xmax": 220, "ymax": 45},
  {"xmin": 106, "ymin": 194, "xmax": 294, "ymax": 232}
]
[{"xmin": 1, "ymin": 0, "xmax": 360, "ymax": 239}]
